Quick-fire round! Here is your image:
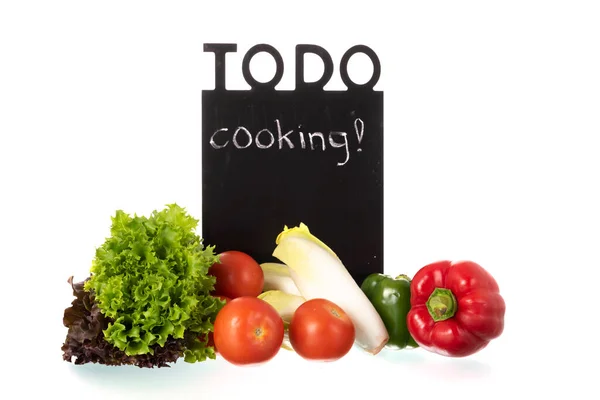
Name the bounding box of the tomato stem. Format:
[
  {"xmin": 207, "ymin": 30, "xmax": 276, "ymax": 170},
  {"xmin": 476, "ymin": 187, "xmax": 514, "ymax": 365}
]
[{"xmin": 426, "ymin": 288, "xmax": 457, "ymax": 322}]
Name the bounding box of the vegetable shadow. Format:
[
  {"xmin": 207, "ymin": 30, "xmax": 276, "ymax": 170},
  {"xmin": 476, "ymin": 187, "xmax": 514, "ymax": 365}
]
[
  {"xmin": 377, "ymin": 347, "xmax": 428, "ymax": 365},
  {"xmin": 375, "ymin": 348, "xmax": 492, "ymax": 380},
  {"xmin": 424, "ymin": 358, "xmax": 493, "ymax": 381},
  {"xmin": 68, "ymin": 359, "xmax": 221, "ymax": 393}
]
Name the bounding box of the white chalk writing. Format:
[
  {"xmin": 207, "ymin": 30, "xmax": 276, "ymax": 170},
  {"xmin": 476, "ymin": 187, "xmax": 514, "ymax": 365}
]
[
  {"xmin": 233, "ymin": 127, "xmax": 252, "ymax": 149},
  {"xmin": 210, "ymin": 128, "xmax": 229, "ymax": 149},
  {"xmin": 209, "ymin": 117, "xmax": 366, "ymax": 167},
  {"xmin": 276, "ymin": 119, "xmax": 294, "ymax": 149},
  {"xmin": 329, "ymin": 132, "xmax": 350, "ymax": 166},
  {"xmin": 309, "ymin": 132, "xmax": 325, "ymax": 151},
  {"xmin": 256, "ymin": 129, "xmax": 275, "ymax": 149}
]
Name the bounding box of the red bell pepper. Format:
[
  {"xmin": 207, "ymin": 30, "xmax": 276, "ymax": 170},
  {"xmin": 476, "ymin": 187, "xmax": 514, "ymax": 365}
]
[{"xmin": 407, "ymin": 260, "xmax": 505, "ymax": 357}]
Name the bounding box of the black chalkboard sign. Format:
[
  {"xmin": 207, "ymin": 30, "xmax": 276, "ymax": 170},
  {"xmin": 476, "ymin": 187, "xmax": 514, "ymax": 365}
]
[{"xmin": 202, "ymin": 43, "xmax": 383, "ymax": 285}]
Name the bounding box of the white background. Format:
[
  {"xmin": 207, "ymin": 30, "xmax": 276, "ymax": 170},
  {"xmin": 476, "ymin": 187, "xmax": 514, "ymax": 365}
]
[{"xmin": 1, "ymin": 1, "xmax": 599, "ymax": 399}]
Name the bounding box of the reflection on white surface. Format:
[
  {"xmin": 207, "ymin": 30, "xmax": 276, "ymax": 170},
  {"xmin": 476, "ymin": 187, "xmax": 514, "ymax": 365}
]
[
  {"xmin": 68, "ymin": 357, "xmax": 221, "ymax": 394},
  {"xmin": 377, "ymin": 347, "xmax": 492, "ymax": 379},
  {"xmin": 61, "ymin": 346, "xmax": 499, "ymax": 400}
]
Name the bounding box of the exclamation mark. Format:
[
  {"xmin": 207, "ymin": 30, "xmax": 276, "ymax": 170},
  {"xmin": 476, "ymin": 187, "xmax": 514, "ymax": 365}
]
[{"xmin": 355, "ymin": 118, "xmax": 364, "ymax": 152}]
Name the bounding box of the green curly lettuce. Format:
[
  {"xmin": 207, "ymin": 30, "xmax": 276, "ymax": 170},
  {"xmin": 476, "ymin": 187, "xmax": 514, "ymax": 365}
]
[
  {"xmin": 62, "ymin": 276, "xmax": 189, "ymax": 368},
  {"xmin": 83, "ymin": 204, "xmax": 222, "ymax": 361}
]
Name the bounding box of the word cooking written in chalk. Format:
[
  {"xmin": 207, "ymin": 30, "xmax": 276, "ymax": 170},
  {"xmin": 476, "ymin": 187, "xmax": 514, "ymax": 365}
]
[{"xmin": 210, "ymin": 118, "xmax": 365, "ymax": 167}]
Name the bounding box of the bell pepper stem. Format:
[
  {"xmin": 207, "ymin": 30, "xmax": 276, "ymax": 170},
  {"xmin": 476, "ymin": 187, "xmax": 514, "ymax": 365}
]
[{"xmin": 426, "ymin": 288, "xmax": 457, "ymax": 322}]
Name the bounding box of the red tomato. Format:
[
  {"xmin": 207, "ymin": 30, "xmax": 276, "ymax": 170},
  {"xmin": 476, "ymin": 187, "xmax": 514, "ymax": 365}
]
[
  {"xmin": 289, "ymin": 298, "xmax": 355, "ymax": 361},
  {"xmin": 209, "ymin": 251, "xmax": 264, "ymax": 298},
  {"xmin": 213, "ymin": 296, "xmax": 284, "ymax": 365}
]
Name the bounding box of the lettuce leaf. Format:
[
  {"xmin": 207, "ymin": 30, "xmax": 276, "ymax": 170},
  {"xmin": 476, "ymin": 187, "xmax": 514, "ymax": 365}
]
[
  {"xmin": 62, "ymin": 276, "xmax": 187, "ymax": 368},
  {"xmin": 79, "ymin": 204, "xmax": 222, "ymax": 361}
]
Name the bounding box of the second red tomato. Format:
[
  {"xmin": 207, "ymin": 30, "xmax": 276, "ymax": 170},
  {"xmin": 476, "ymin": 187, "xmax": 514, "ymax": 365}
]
[
  {"xmin": 209, "ymin": 250, "xmax": 264, "ymax": 298},
  {"xmin": 289, "ymin": 298, "xmax": 356, "ymax": 361}
]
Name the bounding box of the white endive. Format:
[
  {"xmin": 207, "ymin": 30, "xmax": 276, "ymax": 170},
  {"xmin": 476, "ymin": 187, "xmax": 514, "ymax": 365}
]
[
  {"xmin": 257, "ymin": 290, "xmax": 305, "ymax": 323},
  {"xmin": 258, "ymin": 290, "xmax": 306, "ymax": 351},
  {"xmin": 260, "ymin": 262, "xmax": 302, "ymax": 296},
  {"xmin": 272, "ymin": 223, "xmax": 389, "ymax": 355}
]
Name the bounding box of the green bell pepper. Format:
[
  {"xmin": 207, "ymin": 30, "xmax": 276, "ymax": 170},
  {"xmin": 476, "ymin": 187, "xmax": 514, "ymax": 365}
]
[{"xmin": 361, "ymin": 273, "xmax": 418, "ymax": 350}]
